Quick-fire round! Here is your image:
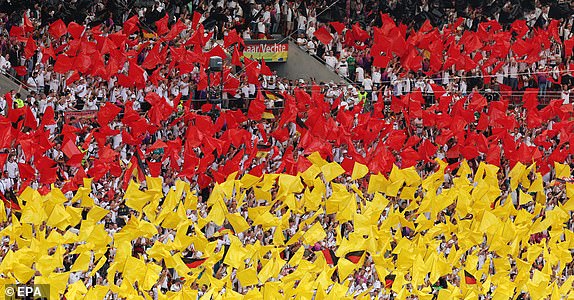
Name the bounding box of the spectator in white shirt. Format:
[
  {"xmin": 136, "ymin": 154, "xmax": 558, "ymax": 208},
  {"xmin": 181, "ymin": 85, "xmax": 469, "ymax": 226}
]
[
  {"xmin": 337, "ymin": 60, "xmax": 348, "ymax": 78},
  {"xmin": 0, "ymin": 54, "xmax": 11, "ymax": 74},
  {"xmin": 355, "ymin": 65, "xmax": 364, "ymax": 83},
  {"xmin": 324, "ymin": 51, "xmax": 338, "ymax": 71}
]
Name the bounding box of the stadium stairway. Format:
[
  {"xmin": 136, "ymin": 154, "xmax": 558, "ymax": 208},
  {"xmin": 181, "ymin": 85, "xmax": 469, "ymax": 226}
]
[
  {"xmin": 271, "ymin": 40, "xmax": 349, "ymax": 84},
  {"xmin": 0, "ymin": 73, "xmax": 29, "ymax": 97}
]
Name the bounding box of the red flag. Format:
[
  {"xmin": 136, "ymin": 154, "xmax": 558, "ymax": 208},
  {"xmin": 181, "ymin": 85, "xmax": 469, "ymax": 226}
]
[
  {"xmin": 65, "ymin": 71, "xmax": 80, "ymax": 85},
  {"xmin": 18, "ymin": 163, "xmax": 36, "ymax": 182},
  {"xmin": 419, "ymin": 19, "xmax": 433, "ymax": 33},
  {"xmin": 9, "ymin": 26, "xmax": 24, "ymax": 38},
  {"xmin": 62, "ymin": 139, "xmax": 82, "ymax": 158},
  {"xmin": 351, "ymin": 23, "xmax": 369, "ymax": 42},
  {"xmin": 163, "ymin": 19, "xmax": 186, "ymax": 42},
  {"xmin": 24, "ymin": 36, "xmax": 37, "ymax": 59},
  {"xmin": 224, "ymin": 74, "xmax": 240, "ymax": 96},
  {"xmin": 23, "ymin": 14, "xmax": 34, "ymax": 33},
  {"xmin": 40, "ymin": 106, "xmax": 56, "ymax": 127},
  {"xmin": 0, "ymin": 153, "xmax": 7, "ymax": 173},
  {"xmin": 41, "ymin": 46, "xmax": 56, "ymax": 63},
  {"xmin": 206, "ymin": 45, "xmax": 227, "ymax": 60},
  {"xmin": 247, "ymin": 90, "xmax": 266, "ymax": 120},
  {"xmin": 0, "ymin": 121, "xmax": 14, "ymax": 149},
  {"xmin": 244, "ymin": 57, "xmax": 260, "ymax": 84},
  {"xmin": 224, "ymin": 29, "xmax": 243, "ymax": 48},
  {"xmin": 148, "ymin": 140, "xmax": 168, "ymax": 151},
  {"xmin": 155, "ymin": 14, "xmax": 169, "ymax": 36},
  {"xmin": 67, "ymin": 22, "xmax": 85, "ymax": 39},
  {"xmin": 49, "ymin": 19, "xmax": 67, "ymax": 39},
  {"xmin": 260, "ymin": 59, "xmax": 272, "ymax": 76},
  {"xmin": 141, "ymin": 43, "xmax": 161, "ymax": 70},
  {"xmin": 232, "ymin": 47, "xmax": 242, "ymax": 66},
  {"xmin": 23, "ymin": 106, "xmax": 37, "ymax": 129},
  {"xmin": 314, "ymin": 26, "xmax": 333, "ymax": 45},
  {"xmin": 372, "ymin": 54, "xmax": 391, "ymax": 68},
  {"xmin": 97, "ymin": 102, "xmax": 122, "ymax": 127},
  {"xmin": 128, "ymin": 59, "xmax": 146, "ymax": 88},
  {"xmin": 191, "ymin": 12, "xmax": 202, "ymax": 30},
  {"xmin": 123, "ymin": 15, "xmax": 140, "ymax": 35},
  {"xmin": 13, "ymin": 66, "xmax": 27, "ymax": 76},
  {"xmin": 330, "ymin": 22, "xmax": 345, "ymax": 34}
]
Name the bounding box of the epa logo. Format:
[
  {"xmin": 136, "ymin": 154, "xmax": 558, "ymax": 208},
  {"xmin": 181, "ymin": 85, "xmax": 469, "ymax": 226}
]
[{"xmin": 4, "ymin": 284, "xmax": 49, "ymax": 299}]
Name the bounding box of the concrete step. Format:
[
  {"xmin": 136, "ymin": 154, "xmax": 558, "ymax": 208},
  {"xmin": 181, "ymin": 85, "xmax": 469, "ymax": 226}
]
[
  {"xmin": 272, "ymin": 40, "xmax": 350, "ymax": 84},
  {"xmin": 0, "ymin": 73, "xmax": 29, "ymax": 97}
]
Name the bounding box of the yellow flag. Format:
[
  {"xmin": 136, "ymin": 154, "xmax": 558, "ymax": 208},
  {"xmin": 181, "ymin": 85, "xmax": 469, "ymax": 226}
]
[
  {"xmin": 89, "ymin": 256, "xmax": 107, "ymax": 277},
  {"xmin": 46, "ymin": 204, "xmax": 71, "ymax": 231},
  {"xmin": 518, "ymin": 189, "xmax": 533, "ymax": 205},
  {"xmin": 224, "ymin": 236, "xmax": 248, "ymax": 269},
  {"xmin": 508, "ymin": 162, "xmax": 526, "ymax": 190},
  {"xmin": 321, "ymin": 162, "xmax": 346, "ymax": 182},
  {"xmin": 70, "ymin": 251, "xmax": 92, "ymax": 273},
  {"xmin": 85, "ymin": 286, "xmax": 110, "ymax": 300},
  {"xmin": 65, "ymin": 280, "xmax": 88, "ymax": 300},
  {"xmin": 555, "ymin": 162, "xmax": 571, "ymax": 178},
  {"xmin": 124, "ymin": 181, "xmax": 153, "ymax": 212},
  {"xmin": 527, "ymin": 174, "xmax": 543, "ymax": 194},
  {"xmin": 226, "ymin": 213, "xmax": 250, "ymax": 233},
  {"xmin": 12, "ymin": 262, "xmax": 35, "ymax": 284},
  {"xmin": 351, "ymin": 162, "xmax": 369, "ymax": 180},
  {"xmin": 302, "ymin": 222, "xmax": 326, "ymax": 245},
  {"xmin": 240, "ymin": 173, "xmax": 261, "ymax": 188},
  {"xmin": 237, "ymin": 268, "xmax": 259, "ymax": 287},
  {"xmin": 307, "ymin": 152, "xmax": 328, "ymax": 167},
  {"xmin": 337, "ymin": 258, "xmax": 358, "ymax": 282},
  {"xmin": 87, "ymin": 206, "xmax": 109, "ymax": 223},
  {"xmin": 368, "ymin": 174, "xmax": 388, "ymax": 194},
  {"xmin": 142, "ymin": 263, "xmax": 162, "ymax": 291}
]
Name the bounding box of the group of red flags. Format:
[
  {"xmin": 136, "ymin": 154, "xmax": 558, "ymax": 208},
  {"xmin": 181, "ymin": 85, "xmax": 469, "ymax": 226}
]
[
  {"xmin": 312, "ymin": 14, "xmax": 574, "ymax": 77},
  {"xmin": 2, "ymin": 13, "xmax": 573, "ymax": 195}
]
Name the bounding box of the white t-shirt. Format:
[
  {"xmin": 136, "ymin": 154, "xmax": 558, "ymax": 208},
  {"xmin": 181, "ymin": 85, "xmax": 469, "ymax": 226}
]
[
  {"xmin": 35, "ymin": 72, "xmax": 45, "ymax": 87},
  {"xmin": 306, "ymin": 40, "xmax": 316, "ymax": 55},
  {"xmin": 325, "ymin": 56, "xmax": 337, "ymax": 70},
  {"xmin": 6, "ymin": 160, "xmax": 18, "ymax": 178},
  {"xmin": 258, "ymin": 21, "xmax": 266, "ymax": 33},
  {"xmin": 363, "ymin": 78, "xmax": 373, "ymax": 91},
  {"xmin": 355, "ymin": 66, "xmax": 364, "ymax": 83},
  {"xmin": 27, "ymin": 77, "xmax": 37, "ymax": 90},
  {"xmin": 298, "ymin": 15, "xmax": 307, "ymax": 30},
  {"xmin": 372, "ymin": 70, "xmax": 381, "ymax": 84},
  {"xmin": 562, "ymin": 90, "xmax": 571, "ymax": 104},
  {"xmin": 337, "ymin": 61, "xmax": 348, "ymax": 77},
  {"xmin": 509, "ymin": 64, "xmax": 518, "ymax": 79}
]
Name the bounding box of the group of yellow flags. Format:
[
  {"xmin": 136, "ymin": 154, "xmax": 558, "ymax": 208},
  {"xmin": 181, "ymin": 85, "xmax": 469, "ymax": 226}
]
[{"xmin": 1, "ymin": 153, "xmax": 574, "ymax": 299}]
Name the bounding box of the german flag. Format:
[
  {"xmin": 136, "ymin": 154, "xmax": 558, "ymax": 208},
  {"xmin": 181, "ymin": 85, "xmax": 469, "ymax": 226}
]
[
  {"xmin": 217, "ymin": 223, "xmax": 235, "ymax": 234},
  {"xmin": 182, "ymin": 257, "xmax": 207, "ymax": 269},
  {"xmin": 321, "ymin": 249, "xmax": 339, "ymax": 265},
  {"xmin": 0, "ymin": 191, "xmax": 21, "ymax": 211},
  {"xmin": 344, "ymin": 250, "xmax": 365, "ymax": 264},
  {"xmin": 464, "ymin": 270, "xmax": 477, "ymax": 284},
  {"xmin": 384, "ymin": 274, "xmax": 396, "ymax": 288}
]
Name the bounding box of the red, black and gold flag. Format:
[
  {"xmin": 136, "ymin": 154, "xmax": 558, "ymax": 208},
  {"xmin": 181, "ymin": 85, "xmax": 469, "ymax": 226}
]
[{"xmin": 464, "ymin": 270, "xmax": 477, "ymax": 284}]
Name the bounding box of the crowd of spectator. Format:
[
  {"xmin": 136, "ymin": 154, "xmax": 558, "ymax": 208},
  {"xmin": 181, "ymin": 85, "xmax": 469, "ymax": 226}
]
[{"xmin": 293, "ymin": 1, "xmax": 574, "ymax": 106}]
